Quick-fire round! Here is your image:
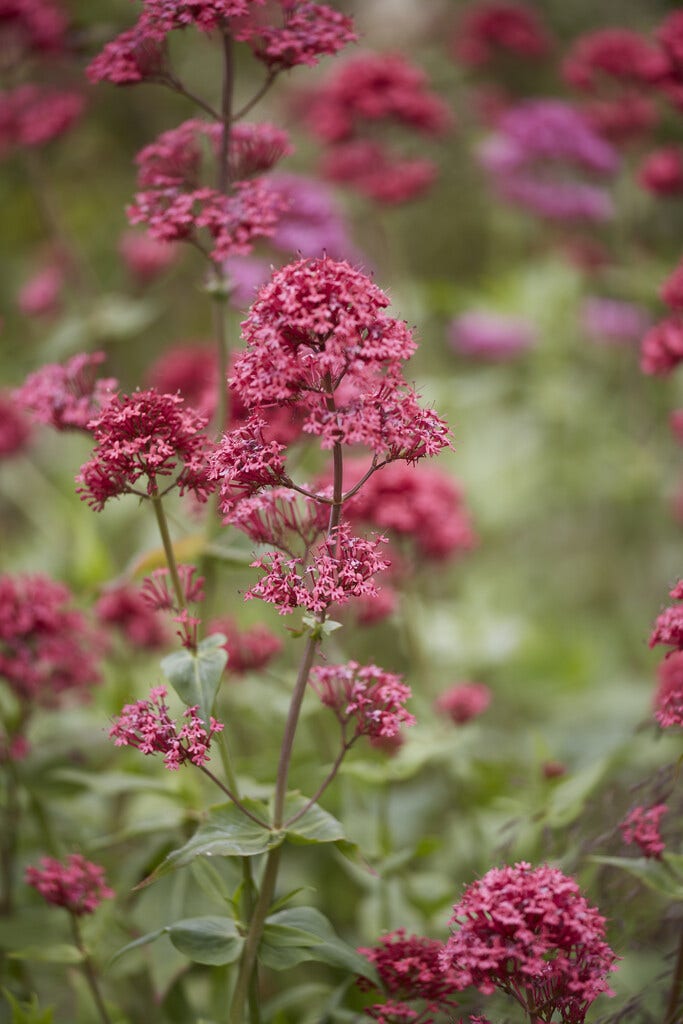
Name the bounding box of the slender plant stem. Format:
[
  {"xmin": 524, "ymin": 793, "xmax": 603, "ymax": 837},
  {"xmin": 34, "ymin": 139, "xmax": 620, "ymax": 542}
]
[
  {"xmin": 217, "ymin": 29, "xmax": 235, "ymax": 194},
  {"xmin": 282, "ymin": 737, "xmax": 353, "ymax": 829},
  {"xmin": 165, "ymin": 75, "xmax": 222, "ymax": 120},
  {"xmin": 197, "ymin": 765, "xmax": 269, "ymax": 828},
  {"xmin": 232, "ymin": 71, "xmax": 278, "ymax": 122},
  {"xmin": 665, "ymin": 927, "xmax": 683, "ymax": 1024},
  {"xmin": 228, "ymin": 847, "xmax": 281, "ymax": 1024},
  {"xmin": 151, "ymin": 494, "xmax": 186, "ymax": 610},
  {"xmin": 70, "ymin": 915, "xmax": 114, "ymax": 1024},
  {"xmin": 0, "ymin": 762, "xmax": 20, "ymax": 916}
]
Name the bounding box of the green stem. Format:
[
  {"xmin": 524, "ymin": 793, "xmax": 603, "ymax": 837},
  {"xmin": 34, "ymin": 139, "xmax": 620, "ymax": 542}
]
[
  {"xmin": 151, "ymin": 493, "xmax": 186, "ymax": 610},
  {"xmin": 70, "ymin": 915, "xmax": 114, "ymax": 1024},
  {"xmin": 665, "ymin": 927, "xmax": 683, "ymax": 1024},
  {"xmin": 228, "ymin": 848, "xmax": 281, "ymax": 1024}
]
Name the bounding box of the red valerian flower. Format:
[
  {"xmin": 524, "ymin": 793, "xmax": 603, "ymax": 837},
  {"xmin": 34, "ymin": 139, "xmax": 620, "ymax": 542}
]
[
  {"xmin": 0, "ymin": 85, "xmax": 84, "ymax": 157},
  {"xmin": 654, "ymin": 650, "xmax": 683, "ymax": 728},
  {"xmin": 140, "ymin": 564, "xmax": 205, "ymax": 612},
  {"xmin": 76, "ymin": 389, "xmax": 214, "ymax": 510},
  {"xmin": 208, "ymin": 417, "xmax": 288, "ymax": 514},
  {"xmin": 321, "ymin": 141, "xmax": 437, "ymax": 205},
  {"xmin": 222, "ymin": 488, "xmax": 327, "ymax": 551},
  {"xmin": 95, "ymin": 584, "xmax": 168, "ymax": 649},
  {"xmin": 119, "ymin": 230, "xmax": 178, "ymax": 283},
  {"xmin": 357, "ymin": 929, "xmax": 462, "ymax": 1023},
  {"xmin": 14, "ymin": 352, "xmax": 117, "ymax": 432},
  {"xmin": 246, "ymin": 524, "xmax": 389, "ymax": 615},
  {"xmin": 18, "ymin": 264, "xmax": 64, "ymax": 317},
  {"xmin": 0, "ymin": 573, "xmax": 103, "ymax": 707},
  {"xmin": 562, "ymin": 29, "xmax": 668, "ymax": 91},
  {"xmin": 0, "ymin": 0, "xmax": 68, "ymax": 56},
  {"xmin": 452, "ymin": 2, "xmax": 552, "ymax": 67},
  {"xmin": 86, "ymin": 24, "xmax": 168, "ymax": 85},
  {"xmin": 435, "ymin": 682, "xmax": 491, "ymax": 724},
  {"xmin": 310, "ymin": 661, "xmax": 415, "ymax": 739},
  {"xmin": 440, "ymin": 862, "xmax": 618, "ymax": 1024},
  {"xmin": 137, "ymin": 0, "xmax": 265, "ymax": 35},
  {"xmin": 110, "ymin": 685, "xmax": 224, "ymax": 770},
  {"xmin": 0, "ymin": 391, "xmax": 31, "ymax": 458},
  {"xmin": 661, "ymin": 261, "xmax": 683, "ymax": 310},
  {"xmin": 26, "ymin": 855, "xmax": 114, "ymax": 916},
  {"xmin": 620, "ymin": 804, "xmax": 668, "ymax": 858},
  {"xmin": 243, "ymin": 0, "xmax": 357, "ymax": 70},
  {"xmin": 208, "ymin": 617, "xmax": 282, "ymax": 673},
  {"xmin": 342, "ymin": 460, "xmax": 476, "ymax": 561},
  {"xmin": 638, "ymin": 147, "xmax": 683, "ymax": 196},
  {"xmin": 640, "ymin": 317, "xmax": 683, "ymax": 375}
]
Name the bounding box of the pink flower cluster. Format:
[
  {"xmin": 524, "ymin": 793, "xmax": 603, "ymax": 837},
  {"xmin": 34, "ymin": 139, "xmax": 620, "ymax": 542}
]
[
  {"xmin": 649, "ymin": 580, "xmax": 683, "ymax": 652},
  {"xmin": 0, "ymin": 573, "xmax": 102, "ymax": 707},
  {"xmin": 357, "ymin": 930, "xmax": 462, "ymax": 1024},
  {"xmin": 448, "ymin": 310, "xmax": 536, "ymax": 361},
  {"xmin": 87, "ymin": 0, "xmax": 356, "ymax": 84},
  {"xmin": 14, "ymin": 352, "xmax": 117, "ymax": 432},
  {"xmin": 435, "ymin": 682, "xmax": 491, "ymax": 725},
  {"xmin": 479, "ymin": 99, "xmax": 619, "ymax": 222},
  {"xmin": 301, "ymin": 52, "xmax": 451, "ymax": 205},
  {"xmin": 653, "ymin": 649, "xmax": 683, "ymax": 729},
  {"xmin": 95, "ymin": 584, "xmax": 168, "ymax": 650},
  {"xmin": 620, "ymin": 804, "xmax": 668, "ymax": 859},
  {"xmin": 342, "ymin": 460, "xmax": 476, "ymax": 562},
  {"xmin": 0, "ymin": 391, "xmax": 31, "ymax": 458},
  {"xmin": 119, "ymin": 230, "xmax": 179, "ymax": 284},
  {"xmin": 441, "ymin": 862, "xmax": 618, "ymax": 1023},
  {"xmin": 141, "ymin": 564, "xmax": 205, "ymax": 612},
  {"xmin": 310, "ymin": 661, "xmax": 414, "ymax": 740},
  {"xmin": 639, "ymin": 147, "xmax": 683, "ymax": 196},
  {"xmin": 0, "ymin": 85, "xmax": 84, "ymax": 159},
  {"xmin": 26, "ymin": 854, "xmax": 114, "ymax": 916},
  {"xmin": 18, "ymin": 263, "xmax": 64, "ymax": 317},
  {"xmin": 126, "ymin": 119, "xmax": 288, "ymax": 261},
  {"xmin": 451, "ymin": 2, "xmax": 552, "ymax": 67},
  {"xmin": 110, "ymin": 685, "xmax": 224, "ymax": 770},
  {"xmin": 76, "ymin": 389, "xmax": 213, "ymax": 510},
  {"xmin": 247, "ymin": 526, "xmax": 390, "ymax": 615},
  {"xmin": 227, "ymin": 256, "xmax": 449, "ymax": 466},
  {"xmin": 0, "ymin": 0, "xmax": 68, "ymax": 56},
  {"xmin": 208, "ymin": 617, "xmax": 282, "ymax": 674}
]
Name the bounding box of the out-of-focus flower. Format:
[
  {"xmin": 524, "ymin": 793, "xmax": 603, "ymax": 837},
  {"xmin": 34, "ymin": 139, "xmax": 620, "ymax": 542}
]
[
  {"xmin": 357, "ymin": 929, "xmax": 462, "ymax": 1022},
  {"xmin": 17, "ymin": 264, "xmax": 64, "ymax": 317},
  {"xmin": 563, "ymin": 29, "xmax": 668, "ymax": 91},
  {"xmin": 119, "ymin": 230, "xmax": 178, "ymax": 283},
  {"xmin": 654, "ymin": 650, "xmax": 683, "ymax": 729},
  {"xmin": 638, "ymin": 147, "xmax": 683, "ymax": 196},
  {"xmin": 14, "ymin": 352, "xmax": 118, "ymax": 432},
  {"xmin": 95, "ymin": 584, "xmax": 168, "ymax": 649},
  {"xmin": 620, "ymin": 804, "xmax": 667, "ymax": 858},
  {"xmin": 76, "ymin": 389, "xmax": 214, "ymax": 510},
  {"xmin": 441, "ymin": 862, "xmax": 618, "ymax": 1023},
  {"xmin": 267, "ymin": 172, "xmax": 361, "ymax": 260},
  {"xmin": 207, "ymin": 617, "xmax": 282, "ymax": 674},
  {"xmin": 542, "ymin": 760, "xmax": 567, "ymax": 779},
  {"xmin": 342, "ymin": 459, "xmax": 476, "ymax": 561},
  {"xmin": 240, "ymin": 0, "xmax": 357, "ymax": 70},
  {"xmin": 581, "ymin": 297, "xmax": 651, "ymax": 346},
  {"xmin": 435, "ymin": 682, "xmax": 491, "ymax": 724},
  {"xmin": 449, "ymin": 310, "xmax": 535, "ymax": 360},
  {"xmin": 26, "ymin": 855, "xmax": 114, "ymax": 915},
  {"xmin": 661, "ymin": 261, "xmax": 683, "ymax": 310},
  {"xmin": 0, "ymin": 0, "xmax": 68, "ymax": 57},
  {"xmin": 0, "ymin": 573, "xmax": 103, "ymax": 707},
  {"xmin": 321, "ymin": 140, "xmax": 437, "ymax": 205},
  {"xmin": 224, "ymin": 255, "xmax": 271, "ymax": 309},
  {"xmin": 640, "ymin": 317, "xmax": 683, "ymax": 375},
  {"xmin": 479, "ymin": 99, "xmax": 618, "ymax": 222},
  {"xmin": 0, "ymin": 391, "xmax": 31, "ymax": 457},
  {"xmin": 110, "ymin": 685, "xmax": 223, "ymax": 770},
  {"xmin": 451, "ymin": 1, "xmax": 552, "ymax": 67},
  {"xmin": 0, "ymin": 85, "xmax": 84, "ymax": 157},
  {"xmin": 311, "ymin": 661, "xmax": 415, "ymax": 739}
]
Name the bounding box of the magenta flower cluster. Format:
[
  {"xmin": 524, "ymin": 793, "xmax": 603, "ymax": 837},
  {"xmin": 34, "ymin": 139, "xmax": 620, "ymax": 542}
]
[
  {"xmin": 109, "ymin": 686, "xmax": 224, "ymax": 770},
  {"xmin": 620, "ymin": 804, "xmax": 668, "ymax": 858},
  {"xmin": 310, "ymin": 661, "xmax": 415, "ymax": 740},
  {"xmin": 25, "ymin": 854, "xmax": 114, "ymax": 916},
  {"xmin": 440, "ymin": 862, "xmax": 618, "ymax": 1024}
]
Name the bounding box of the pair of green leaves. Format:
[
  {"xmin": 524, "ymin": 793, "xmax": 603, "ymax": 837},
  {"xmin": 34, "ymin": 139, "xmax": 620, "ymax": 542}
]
[{"xmin": 112, "ymin": 906, "xmax": 376, "ymax": 983}]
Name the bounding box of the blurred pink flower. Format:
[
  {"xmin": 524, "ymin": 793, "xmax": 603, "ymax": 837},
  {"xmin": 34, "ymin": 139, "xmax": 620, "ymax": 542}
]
[
  {"xmin": 26, "ymin": 854, "xmax": 113, "ymax": 915},
  {"xmin": 435, "ymin": 682, "xmax": 491, "ymax": 724}
]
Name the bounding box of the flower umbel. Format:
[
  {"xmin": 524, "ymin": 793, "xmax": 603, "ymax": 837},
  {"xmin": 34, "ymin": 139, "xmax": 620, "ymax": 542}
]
[
  {"xmin": 110, "ymin": 686, "xmax": 224, "ymax": 770},
  {"xmin": 310, "ymin": 661, "xmax": 415, "ymax": 739},
  {"xmin": 26, "ymin": 855, "xmax": 114, "ymax": 915}
]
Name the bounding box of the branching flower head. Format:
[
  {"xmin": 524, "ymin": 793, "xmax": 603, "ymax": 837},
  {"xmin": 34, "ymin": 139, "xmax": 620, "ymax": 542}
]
[
  {"xmin": 247, "ymin": 524, "xmax": 389, "ymax": 615},
  {"xmin": 242, "ymin": 0, "xmax": 357, "ymax": 70},
  {"xmin": 76, "ymin": 389, "xmax": 213, "ymax": 510},
  {"xmin": 110, "ymin": 685, "xmax": 224, "ymax": 770},
  {"xmin": 641, "ymin": 316, "xmax": 683, "ymax": 375},
  {"xmin": 310, "ymin": 661, "xmax": 415, "ymax": 739},
  {"xmin": 208, "ymin": 416, "xmax": 289, "ymax": 514},
  {"xmin": 26, "ymin": 855, "xmax": 114, "ymax": 916},
  {"xmin": 96, "ymin": 583, "xmax": 168, "ymax": 650},
  {"xmin": 440, "ymin": 862, "xmax": 618, "ymax": 1024}
]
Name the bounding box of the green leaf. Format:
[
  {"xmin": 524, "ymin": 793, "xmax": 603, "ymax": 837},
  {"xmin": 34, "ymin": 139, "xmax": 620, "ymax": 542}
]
[
  {"xmin": 591, "ymin": 855, "xmax": 683, "ymax": 900},
  {"xmin": 2, "ymin": 990, "xmax": 55, "ymax": 1024},
  {"xmin": 282, "ymin": 794, "xmax": 347, "ymax": 845},
  {"xmin": 9, "ymin": 944, "xmax": 84, "ymax": 965},
  {"xmin": 161, "ymin": 634, "xmax": 228, "ymax": 729},
  {"xmin": 259, "ymin": 908, "xmax": 378, "ymax": 983},
  {"xmin": 140, "ymin": 801, "xmax": 280, "ymax": 887},
  {"xmin": 109, "ymin": 928, "xmax": 168, "ymax": 966},
  {"xmin": 168, "ymin": 917, "xmax": 244, "ymax": 966}
]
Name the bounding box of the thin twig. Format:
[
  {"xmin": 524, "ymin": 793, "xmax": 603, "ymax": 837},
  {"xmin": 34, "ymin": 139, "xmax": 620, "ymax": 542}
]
[
  {"xmin": 197, "ymin": 765, "xmax": 270, "ymax": 828},
  {"xmin": 232, "ymin": 70, "xmax": 279, "ymax": 121},
  {"xmin": 282, "ymin": 737, "xmax": 354, "ymax": 829}
]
